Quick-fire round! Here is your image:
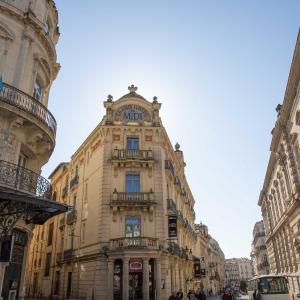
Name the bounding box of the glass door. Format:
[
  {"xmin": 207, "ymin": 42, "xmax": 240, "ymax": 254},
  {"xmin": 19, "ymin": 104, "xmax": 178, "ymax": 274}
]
[{"xmin": 129, "ymin": 273, "xmax": 143, "ymax": 300}]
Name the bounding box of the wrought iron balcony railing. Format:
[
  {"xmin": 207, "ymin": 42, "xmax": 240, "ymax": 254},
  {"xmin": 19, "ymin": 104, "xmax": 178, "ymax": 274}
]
[
  {"xmin": 167, "ymin": 198, "xmax": 177, "ymax": 211},
  {"xmin": 110, "ymin": 237, "xmax": 159, "ymax": 250},
  {"xmin": 165, "ymin": 160, "xmax": 175, "ymax": 176},
  {"xmin": 112, "ymin": 149, "xmax": 153, "ymax": 160},
  {"xmin": 112, "ymin": 191, "xmax": 155, "ymax": 203},
  {"xmin": 62, "ymin": 185, "xmax": 68, "ymax": 197},
  {"xmin": 66, "ymin": 209, "xmax": 77, "ymax": 225},
  {"xmin": 59, "ymin": 217, "xmax": 65, "ymax": 229},
  {"xmin": 0, "ymin": 160, "xmax": 52, "ymax": 199},
  {"xmin": 0, "ymin": 82, "xmax": 57, "ymax": 134},
  {"xmin": 63, "ymin": 249, "xmax": 74, "ymax": 260},
  {"xmin": 69, "ymin": 175, "xmax": 79, "ymax": 189}
]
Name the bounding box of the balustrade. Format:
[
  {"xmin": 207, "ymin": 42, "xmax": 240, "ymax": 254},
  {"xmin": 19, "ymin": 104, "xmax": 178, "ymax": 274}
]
[{"xmin": 0, "ymin": 82, "xmax": 56, "ymax": 134}]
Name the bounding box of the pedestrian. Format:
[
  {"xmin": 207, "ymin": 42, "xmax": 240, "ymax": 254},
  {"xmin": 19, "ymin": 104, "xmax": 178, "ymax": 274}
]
[
  {"xmin": 169, "ymin": 291, "xmax": 178, "ymax": 300},
  {"xmin": 177, "ymin": 289, "xmax": 183, "ymax": 299}
]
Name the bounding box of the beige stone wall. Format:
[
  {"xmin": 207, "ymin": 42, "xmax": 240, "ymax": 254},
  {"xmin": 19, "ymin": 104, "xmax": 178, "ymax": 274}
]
[{"xmin": 258, "ymin": 33, "xmax": 300, "ymax": 294}]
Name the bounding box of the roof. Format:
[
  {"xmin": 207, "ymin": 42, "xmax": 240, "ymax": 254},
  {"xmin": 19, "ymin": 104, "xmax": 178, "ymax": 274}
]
[{"xmin": 48, "ymin": 162, "xmax": 69, "ymax": 179}]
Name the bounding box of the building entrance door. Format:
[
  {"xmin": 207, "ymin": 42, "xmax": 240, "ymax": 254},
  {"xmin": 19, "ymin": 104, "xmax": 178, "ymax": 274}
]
[{"xmin": 129, "ymin": 273, "xmax": 143, "ymax": 300}]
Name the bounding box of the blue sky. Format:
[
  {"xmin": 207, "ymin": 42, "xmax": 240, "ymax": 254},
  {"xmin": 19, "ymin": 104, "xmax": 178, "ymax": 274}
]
[{"xmin": 44, "ymin": 1, "xmax": 300, "ymax": 258}]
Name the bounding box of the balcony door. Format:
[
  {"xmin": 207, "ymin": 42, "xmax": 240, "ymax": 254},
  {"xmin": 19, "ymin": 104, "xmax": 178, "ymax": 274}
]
[
  {"xmin": 127, "ymin": 137, "xmax": 139, "ymax": 150},
  {"xmin": 126, "ymin": 173, "xmax": 140, "ymax": 193}
]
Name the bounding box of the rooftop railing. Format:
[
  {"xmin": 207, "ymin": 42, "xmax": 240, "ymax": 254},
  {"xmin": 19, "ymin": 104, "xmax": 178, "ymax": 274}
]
[
  {"xmin": 0, "ymin": 159, "xmax": 52, "ymax": 199},
  {"xmin": 0, "ymin": 82, "xmax": 56, "ymax": 135}
]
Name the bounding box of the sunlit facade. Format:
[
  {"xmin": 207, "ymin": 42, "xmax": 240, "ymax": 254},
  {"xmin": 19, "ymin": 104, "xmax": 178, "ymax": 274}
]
[
  {"xmin": 258, "ymin": 31, "xmax": 300, "ymax": 295},
  {"xmin": 27, "ymin": 86, "xmax": 202, "ymax": 299},
  {"xmin": 0, "ymin": 0, "xmax": 67, "ymax": 299}
]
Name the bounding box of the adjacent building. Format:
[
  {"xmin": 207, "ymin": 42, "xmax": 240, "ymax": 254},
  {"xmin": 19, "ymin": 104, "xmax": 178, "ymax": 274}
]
[
  {"xmin": 258, "ymin": 31, "xmax": 300, "ymax": 295},
  {"xmin": 250, "ymin": 221, "xmax": 269, "ymax": 276},
  {"xmin": 27, "ymin": 86, "xmax": 200, "ymax": 300},
  {"xmin": 193, "ymin": 224, "xmax": 225, "ymax": 295},
  {"xmin": 225, "ymin": 258, "xmax": 253, "ymax": 288},
  {"xmin": 0, "ymin": 0, "xmax": 67, "ymax": 299}
]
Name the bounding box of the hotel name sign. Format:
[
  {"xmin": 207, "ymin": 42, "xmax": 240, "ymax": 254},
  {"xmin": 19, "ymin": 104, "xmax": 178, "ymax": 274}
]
[{"xmin": 115, "ymin": 104, "xmax": 151, "ymax": 123}]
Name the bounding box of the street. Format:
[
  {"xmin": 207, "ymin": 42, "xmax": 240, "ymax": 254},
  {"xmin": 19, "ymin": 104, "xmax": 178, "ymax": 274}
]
[{"xmin": 207, "ymin": 296, "xmax": 249, "ymax": 300}]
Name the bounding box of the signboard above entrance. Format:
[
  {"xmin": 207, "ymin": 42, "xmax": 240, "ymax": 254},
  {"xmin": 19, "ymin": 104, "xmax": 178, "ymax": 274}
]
[
  {"xmin": 115, "ymin": 105, "xmax": 151, "ymax": 123},
  {"xmin": 129, "ymin": 258, "xmax": 143, "ymax": 273}
]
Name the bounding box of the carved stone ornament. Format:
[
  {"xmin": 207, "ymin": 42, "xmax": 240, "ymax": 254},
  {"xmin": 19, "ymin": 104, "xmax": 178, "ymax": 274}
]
[{"xmin": 114, "ymin": 104, "xmax": 151, "ymax": 123}]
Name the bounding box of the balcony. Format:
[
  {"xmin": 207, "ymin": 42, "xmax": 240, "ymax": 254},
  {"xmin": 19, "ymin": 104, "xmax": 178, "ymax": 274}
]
[
  {"xmin": 0, "ymin": 82, "xmax": 56, "ymax": 136},
  {"xmin": 111, "ymin": 191, "xmax": 156, "ymax": 207},
  {"xmin": 69, "ymin": 175, "xmax": 79, "ymax": 189},
  {"xmin": 110, "ymin": 237, "xmax": 159, "ymax": 250},
  {"xmin": 167, "ymin": 198, "xmax": 177, "ymax": 213},
  {"xmin": 111, "ymin": 149, "xmax": 154, "ymax": 170},
  {"xmin": 0, "ymin": 159, "xmax": 52, "ymax": 199},
  {"xmin": 56, "ymin": 249, "xmax": 74, "ymax": 263},
  {"xmin": 168, "ymin": 242, "xmax": 190, "ymax": 260},
  {"xmin": 165, "ymin": 160, "xmax": 175, "ymax": 176},
  {"xmin": 66, "ymin": 209, "xmax": 77, "ymax": 225},
  {"xmin": 112, "ymin": 149, "xmax": 153, "ymax": 160},
  {"xmin": 62, "ymin": 185, "xmax": 68, "ymax": 198},
  {"xmin": 63, "ymin": 249, "xmax": 74, "ymax": 260},
  {"xmin": 59, "ymin": 217, "xmax": 65, "ymax": 229},
  {"xmin": 0, "ymin": 160, "xmax": 68, "ymax": 227}
]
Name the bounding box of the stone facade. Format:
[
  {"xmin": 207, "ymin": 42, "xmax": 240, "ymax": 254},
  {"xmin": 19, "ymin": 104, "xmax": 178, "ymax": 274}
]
[
  {"xmin": 26, "ymin": 86, "xmax": 203, "ymax": 300},
  {"xmin": 0, "ymin": 1, "xmax": 67, "ymax": 299},
  {"xmin": 225, "ymin": 258, "xmax": 253, "ymax": 288},
  {"xmin": 258, "ymin": 31, "xmax": 300, "ymax": 295},
  {"xmin": 193, "ymin": 224, "xmax": 225, "ymax": 295},
  {"xmin": 250, "ymin": 221, "xmax": 269, "ymax": 276}
]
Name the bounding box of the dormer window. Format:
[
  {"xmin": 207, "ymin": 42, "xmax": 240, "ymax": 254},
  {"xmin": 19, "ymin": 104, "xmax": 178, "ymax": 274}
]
[{"xmin": 33, "ymin": 79, "xmax": 42, "ymax": 101}]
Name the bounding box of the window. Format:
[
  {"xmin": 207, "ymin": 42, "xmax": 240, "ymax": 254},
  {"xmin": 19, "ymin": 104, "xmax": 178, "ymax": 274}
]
[
  {"xmin": 47, "ymin": 223, "xmax": 54, "ymax": 246},
  {"xmin": 18, "ymin": 152, "xmax": 27, "ymax": 168},
  {"xmin": 44, "ymin": 252, "xmax": 51, "ymax": 276},
  {"xmin": 125, "ymin": 216, "xmax": 141, "ymax": 237},
  {"xmin": 82, "ymin": 222, "xmax": 86, "ymax": 243},
  {"xmin": 33, "ymin": 78, "xmax": 42, "ymax": 101},
  {"xmin": 44, "ymin": 18, "xmax": 50, "ymax": 35},
  {"xmin": 127, "ymin": 137, "xmax": 139, "ymax": 150},
  {"xmin": 73, "ymin": 194, "xmax": 77, "ymax": 207},
  {"xmin": 126, "ymin": 173, "xmax": 140, "ymax": 192},
  {"xmin": 84, "ymin": 183, "xmax": 88, "ymax": 203}
]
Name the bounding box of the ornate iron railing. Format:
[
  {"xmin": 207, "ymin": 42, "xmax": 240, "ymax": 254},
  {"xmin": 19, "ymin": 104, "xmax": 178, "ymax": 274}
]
[
  {"xmin": 165, "ymin": 160, "xmax": 175, "ymax": 176},
  {"xmin": 0, "ymin": 160, "xmax": 52, "ymax": 199},
  {"xmin": 167, "ymin": 198, "xmax": 177, "ymax": 211},
  {"xmin": 66, "ymin": 209, "xmax": 77, "ymax": 225},
  {"xmin": 112, "ymin": 149, "xmax": 153, "ymax": 160},
  {"xmin": 110, "ymin": 237, "xmax": 159, "ymax": 250},
  {"xmin": 69, "ymin": 175, "xmax": 79, "ymax": 189},
  {"xmin": 0, "ymin": 82, "xmax": 57, "ymax": 134}
]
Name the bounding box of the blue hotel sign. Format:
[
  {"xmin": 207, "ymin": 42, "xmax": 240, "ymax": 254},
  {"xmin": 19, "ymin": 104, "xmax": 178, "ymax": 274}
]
[{"xmin": 116, "ymin": 105, "xmax": 150, "ymax": 122}]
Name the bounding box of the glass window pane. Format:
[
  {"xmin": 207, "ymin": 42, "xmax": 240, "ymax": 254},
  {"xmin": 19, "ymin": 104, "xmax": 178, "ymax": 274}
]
[
  {"xmin": 126, "ymin": 173, "xmax": 140, "ymax": 192},
  {"xmin": 127, "ymin": 137, "xmax": 139, "ymax": 150},
  {"xmin": 125, "ymin": 217, "xmax": 141, "ymax": 237}
]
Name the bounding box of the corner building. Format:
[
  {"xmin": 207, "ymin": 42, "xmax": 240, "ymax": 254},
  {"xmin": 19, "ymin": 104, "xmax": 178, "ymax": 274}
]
[
  {"xmin": 258, "ymin": 31, "xmax": 300, "ymax": 295},
  {"xmin": 27, "ymin": 86, "xmax": 198, "ymax": 299},
  {"xmin": 0, "ymin": 1, "xmax": 67, "ymax": 299}
]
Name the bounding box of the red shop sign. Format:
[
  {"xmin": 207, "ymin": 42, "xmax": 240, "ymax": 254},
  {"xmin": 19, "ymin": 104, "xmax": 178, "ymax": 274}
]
[{"xmin": 129, "ymin": 258, "xmax": 143, "ymax": 273}]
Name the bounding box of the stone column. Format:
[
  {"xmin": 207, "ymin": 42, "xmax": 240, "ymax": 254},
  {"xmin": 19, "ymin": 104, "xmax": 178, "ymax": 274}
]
[
  {"xmin": 0, "ymin": 262, "xmax": 8, "ymax": 300},
  {"xmin": 143, "ymin": 258, "xmax": 149, "ymax": 300},
  {"xmin": 156, "ymin": 259, "xmax": 161, "ymax": 300},
  {"xmin": 107, "ymin": 259, "xmax": 114, "ymax": 300},
  {"xmin": 123, "ymin": 258, "xmax": 129, "ymax": 300}
]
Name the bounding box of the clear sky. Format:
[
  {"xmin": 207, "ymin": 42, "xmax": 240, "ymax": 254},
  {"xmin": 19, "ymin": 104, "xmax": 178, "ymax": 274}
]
[{"xmin": 43, "ymin": 0, "xmax": 300, "ymax": 258}]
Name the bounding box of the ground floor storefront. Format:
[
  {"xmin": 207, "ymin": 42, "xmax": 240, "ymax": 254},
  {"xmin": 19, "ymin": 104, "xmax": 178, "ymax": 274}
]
[{"xmin": 26, "ymin": 250, "xmax": 195, "ymax": 299}]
